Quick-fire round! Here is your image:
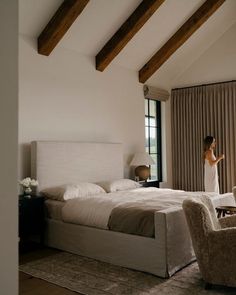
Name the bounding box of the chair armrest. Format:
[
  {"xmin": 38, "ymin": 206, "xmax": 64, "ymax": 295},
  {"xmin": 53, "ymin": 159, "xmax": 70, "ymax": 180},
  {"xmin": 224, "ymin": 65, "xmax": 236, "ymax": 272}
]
[
  {"xmin": 233, "ymin": 186, "xmax": 236, "ymax": 200},
  {"xmin": 208, "ymin": 228, "xmax": 236, "ymax": 277},
  {"xmin": 208, "ymin": 228, "xmax": 236, "ymax": 255},
  {"xmin": 219, "ymin": 215, "xmax": 236, "ymax": 228}
]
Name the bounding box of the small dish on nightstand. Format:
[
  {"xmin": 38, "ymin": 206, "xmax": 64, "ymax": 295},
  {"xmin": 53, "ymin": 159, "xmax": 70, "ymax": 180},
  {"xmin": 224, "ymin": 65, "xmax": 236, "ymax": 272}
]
[{"xmin": 139, "ymin": 180, "xmax": 159, "ymax": 188}]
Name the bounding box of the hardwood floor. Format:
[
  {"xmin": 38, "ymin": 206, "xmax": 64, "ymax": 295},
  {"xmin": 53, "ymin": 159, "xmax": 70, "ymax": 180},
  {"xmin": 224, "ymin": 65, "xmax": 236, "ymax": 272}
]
[{"xmin": 19, "ymin": 243, "xmax": 83, "ymax": 295}]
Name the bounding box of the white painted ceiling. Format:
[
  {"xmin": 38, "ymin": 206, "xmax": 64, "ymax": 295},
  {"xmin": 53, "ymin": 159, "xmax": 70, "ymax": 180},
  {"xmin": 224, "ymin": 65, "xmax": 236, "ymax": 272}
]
[{"xmin": 19, "ymin": 0, "xmax": 236, "ymax": 89}]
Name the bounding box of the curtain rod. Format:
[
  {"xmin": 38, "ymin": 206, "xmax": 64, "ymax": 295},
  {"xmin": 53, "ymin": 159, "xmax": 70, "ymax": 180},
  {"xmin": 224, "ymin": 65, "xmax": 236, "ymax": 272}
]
[{"xmin": 172, "ymin": 80, "xmax": 236, "ymax": 91}]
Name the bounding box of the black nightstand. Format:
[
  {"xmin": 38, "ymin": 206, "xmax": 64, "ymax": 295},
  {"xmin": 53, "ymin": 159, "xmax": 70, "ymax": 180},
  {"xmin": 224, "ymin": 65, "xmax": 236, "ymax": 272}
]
[
  {"xmin": 140, "ymin": 180, "xmax": 159, "ymax": 188},
  {"xmin": 19, "ymin": 195, "xmax": 45, "ymax": 249}
]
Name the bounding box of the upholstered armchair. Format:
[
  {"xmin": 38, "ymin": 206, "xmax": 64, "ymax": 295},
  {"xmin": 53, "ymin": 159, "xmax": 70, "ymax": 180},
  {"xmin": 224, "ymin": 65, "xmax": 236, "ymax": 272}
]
[
  {"xmin": 233, "ymin": 186, "xmax": 236, "ymax": 200},
  {"xmin": 182, "ymin": 197, "xmax": 236, "ymax": 288},
  {"xmin": 200, "ymin": 194, "xmax": 236, "ymax": 229}
]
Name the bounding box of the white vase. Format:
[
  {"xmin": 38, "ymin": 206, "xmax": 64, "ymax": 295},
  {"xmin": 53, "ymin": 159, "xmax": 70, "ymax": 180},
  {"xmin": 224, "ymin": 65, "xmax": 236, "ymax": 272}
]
[{"xmin": 23, "ymin": 187, "xmax": 32, "ymax": 195}]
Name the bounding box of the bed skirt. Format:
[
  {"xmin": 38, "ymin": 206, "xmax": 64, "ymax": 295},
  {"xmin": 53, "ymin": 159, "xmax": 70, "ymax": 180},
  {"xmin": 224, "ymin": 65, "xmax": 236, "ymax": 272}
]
[{"xmin": 44, "ymin": 206, "xmax": 195, "ymax": 278}]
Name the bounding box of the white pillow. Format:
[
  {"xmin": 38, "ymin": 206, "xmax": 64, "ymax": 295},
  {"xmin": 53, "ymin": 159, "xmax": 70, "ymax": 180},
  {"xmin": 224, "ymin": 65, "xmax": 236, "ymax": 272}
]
[
  {"xmin": 98, "ymin": 179, "xmax": 141, "ymax": 193},
  {"xmin": 41, "ymin": 183, "xmax": 106, "ymax": 201}
]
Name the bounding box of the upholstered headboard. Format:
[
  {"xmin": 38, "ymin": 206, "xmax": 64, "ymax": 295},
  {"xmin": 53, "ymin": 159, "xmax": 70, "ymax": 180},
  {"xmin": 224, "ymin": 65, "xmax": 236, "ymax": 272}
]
[{"xmin": 31, "ymin": 141, "xmax": 123, "ymax": 191}]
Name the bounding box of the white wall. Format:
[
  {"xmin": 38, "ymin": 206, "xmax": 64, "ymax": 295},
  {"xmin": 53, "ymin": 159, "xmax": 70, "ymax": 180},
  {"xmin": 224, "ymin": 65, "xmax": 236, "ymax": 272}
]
[
  {"xmin": 0, "ymin": 1, "xmax": 18, "ymax": 294},
  {"xmin": 160, "ymin": 99, "xmax": 172, "ymax": 188},
  {"xmin": 19, "ymin": 35, "xmax": 146, "ymax": 179},
  {"xmin": 173, "ymin": 22, "xmax": 236, "ymax": 87}
]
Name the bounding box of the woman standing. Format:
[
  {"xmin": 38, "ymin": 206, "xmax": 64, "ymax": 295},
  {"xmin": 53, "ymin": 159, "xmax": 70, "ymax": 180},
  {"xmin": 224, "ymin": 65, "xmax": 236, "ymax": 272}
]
[{"xmin": 203, "ymin": 136, "xmax": 224, "ymax": 193}]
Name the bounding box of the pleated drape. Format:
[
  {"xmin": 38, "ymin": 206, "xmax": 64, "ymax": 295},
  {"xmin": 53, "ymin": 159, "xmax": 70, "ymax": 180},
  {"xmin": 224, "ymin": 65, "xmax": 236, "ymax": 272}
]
[{"xmin": 171, "ymin": 81, "xmax": 236, "ymax": 193}]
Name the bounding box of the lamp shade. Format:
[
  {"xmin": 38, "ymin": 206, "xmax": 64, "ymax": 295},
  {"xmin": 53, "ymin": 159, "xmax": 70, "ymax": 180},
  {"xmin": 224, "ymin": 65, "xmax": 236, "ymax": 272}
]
[{"xmin": 130, "ymin": 152, "xmax": 155, "ymax": 166}]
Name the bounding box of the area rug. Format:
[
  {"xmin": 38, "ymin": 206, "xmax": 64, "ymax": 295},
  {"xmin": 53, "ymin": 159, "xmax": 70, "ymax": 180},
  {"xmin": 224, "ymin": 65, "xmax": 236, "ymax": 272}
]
[{"xmin": 19, "ymin": 252, "xmax": 235, "ymax": 295}]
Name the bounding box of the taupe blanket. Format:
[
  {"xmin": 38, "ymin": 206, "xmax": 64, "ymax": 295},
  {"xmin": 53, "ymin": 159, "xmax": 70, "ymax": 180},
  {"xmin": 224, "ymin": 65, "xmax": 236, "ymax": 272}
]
[{"xmin": 108, "ymin": 201, "xmax": 165, "ymax": 237}]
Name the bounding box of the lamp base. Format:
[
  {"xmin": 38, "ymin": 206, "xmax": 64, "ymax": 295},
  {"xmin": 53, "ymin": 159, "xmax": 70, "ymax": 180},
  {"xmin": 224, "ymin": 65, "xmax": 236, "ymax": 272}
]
[{"xmin": 134, "ymin": 165, "xmax": 150, "ymax": 181}]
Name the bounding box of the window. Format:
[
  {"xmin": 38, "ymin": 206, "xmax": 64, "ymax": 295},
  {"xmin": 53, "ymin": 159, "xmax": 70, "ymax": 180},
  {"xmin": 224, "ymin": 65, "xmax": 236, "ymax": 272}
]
[{"xmin": 145, "ymin": 98, "xmax": 162, "ymax": 181}]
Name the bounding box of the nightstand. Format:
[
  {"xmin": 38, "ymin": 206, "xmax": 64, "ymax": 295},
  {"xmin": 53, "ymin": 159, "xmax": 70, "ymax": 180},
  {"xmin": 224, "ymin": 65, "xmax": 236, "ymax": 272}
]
[
  {"xmin": 139, "ymin": 180, "xmax": 159, "ymax": 188},
  {"xmin": 19, "ymin": 195, "xmax": 45, "ymax": 248}
]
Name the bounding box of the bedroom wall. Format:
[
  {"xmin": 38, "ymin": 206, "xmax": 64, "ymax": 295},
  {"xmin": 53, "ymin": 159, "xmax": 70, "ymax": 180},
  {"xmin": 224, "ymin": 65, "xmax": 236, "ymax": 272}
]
[
  {"xmin": 173, "ymin": 22, "xmax": 236, "ymax": 87},
  {"xmin": 19, "ymin": 35, "xmax": 148, "ymax": 181},
  {"xmin": 0, "ymin": 1, "xmax": 18, "ymax": 294},
  {"xmin": 160, "ymin": 99, "xmax": 172, "ymax": 189}
]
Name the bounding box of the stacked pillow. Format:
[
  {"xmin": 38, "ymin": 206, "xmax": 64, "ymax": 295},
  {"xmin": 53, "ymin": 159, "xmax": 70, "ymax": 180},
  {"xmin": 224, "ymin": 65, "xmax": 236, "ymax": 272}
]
[
  {"xmin": 41, "ymin": 179, "xmax": 141, "ymax": 201},
  {"xmin": 41, "ymin": 182, "xmax": 106, "ymax": 201},
  {"xmin": 98, "ymin": 179, "xmax": 141, "ymax": 193}
]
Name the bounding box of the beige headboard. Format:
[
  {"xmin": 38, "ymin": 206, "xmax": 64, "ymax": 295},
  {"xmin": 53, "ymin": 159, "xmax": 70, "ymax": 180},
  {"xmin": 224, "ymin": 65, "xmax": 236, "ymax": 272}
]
[{"xmin": 31, "ymin": 141, "xmax": 123, "ymax": 191}]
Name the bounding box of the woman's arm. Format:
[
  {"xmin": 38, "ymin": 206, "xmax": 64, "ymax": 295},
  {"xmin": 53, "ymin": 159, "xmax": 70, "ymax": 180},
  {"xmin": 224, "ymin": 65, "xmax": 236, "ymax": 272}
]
[{"xmin": 205, "ymin": 150, "xmax": 224, "ymax": 166}]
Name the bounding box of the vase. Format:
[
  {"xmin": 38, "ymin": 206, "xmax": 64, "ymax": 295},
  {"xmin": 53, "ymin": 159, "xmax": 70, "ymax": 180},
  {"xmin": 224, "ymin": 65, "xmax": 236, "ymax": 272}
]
[{"xmin": 23, "ymin": 187, "xmax": 32, "ymax": 198}]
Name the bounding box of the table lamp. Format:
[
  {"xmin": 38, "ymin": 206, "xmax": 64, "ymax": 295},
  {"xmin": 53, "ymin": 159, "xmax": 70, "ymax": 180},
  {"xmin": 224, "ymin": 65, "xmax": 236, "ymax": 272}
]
[{"xmin": 130, "ymin": 152, "xmax": 155, "ymax": 181}]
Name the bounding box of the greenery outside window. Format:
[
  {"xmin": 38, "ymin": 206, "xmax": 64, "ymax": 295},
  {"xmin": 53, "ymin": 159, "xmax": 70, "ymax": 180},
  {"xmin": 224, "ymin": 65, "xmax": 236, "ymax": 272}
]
[{"xmin": 145, "ymin": 98, "xmax": 162, "ymax": 181}]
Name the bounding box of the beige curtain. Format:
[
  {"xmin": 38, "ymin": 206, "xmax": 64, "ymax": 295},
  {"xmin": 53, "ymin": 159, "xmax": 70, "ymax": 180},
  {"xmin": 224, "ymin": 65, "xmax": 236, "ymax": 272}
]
[{"xmin": 171, "ymin": 81, "xmax": 236, "ymax": 193}]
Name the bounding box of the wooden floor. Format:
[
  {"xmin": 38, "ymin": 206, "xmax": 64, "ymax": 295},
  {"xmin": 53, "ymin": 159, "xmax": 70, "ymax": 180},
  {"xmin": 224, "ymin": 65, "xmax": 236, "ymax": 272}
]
[{"xmin": 19, "ymin": 243, "xmax": 83, "ymax": 295}]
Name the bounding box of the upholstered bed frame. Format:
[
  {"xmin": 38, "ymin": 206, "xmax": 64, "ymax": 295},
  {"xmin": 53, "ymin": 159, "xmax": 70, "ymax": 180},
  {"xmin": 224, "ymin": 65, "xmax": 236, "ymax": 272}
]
[{"xmin": 31, "ymin": 141, "xmax": 196, "ymax": 277}]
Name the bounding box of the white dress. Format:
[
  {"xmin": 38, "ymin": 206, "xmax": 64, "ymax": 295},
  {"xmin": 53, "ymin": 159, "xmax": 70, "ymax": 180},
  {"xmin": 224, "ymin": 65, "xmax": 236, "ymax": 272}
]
[{"xmin": 204, "ymin": 157, "xmax": 219, "ymax": 193}]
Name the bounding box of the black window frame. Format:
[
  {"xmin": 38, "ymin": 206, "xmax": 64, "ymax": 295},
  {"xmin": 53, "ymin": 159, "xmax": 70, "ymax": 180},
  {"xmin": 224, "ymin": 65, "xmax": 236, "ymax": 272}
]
[{"xmin": 145, "ymin": 98, "xmax": 162, "ymax": 182}]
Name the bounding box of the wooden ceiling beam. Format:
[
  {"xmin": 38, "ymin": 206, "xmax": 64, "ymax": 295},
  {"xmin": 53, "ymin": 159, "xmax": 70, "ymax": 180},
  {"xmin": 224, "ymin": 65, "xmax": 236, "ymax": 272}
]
[
  {"xmin": 139, "ymin": 0, "xmax": 226, "ymax": 83},
  {"xmin": 96, "ymin": 0, "xmax": 165, "ymax": 72},
  {"xmin": 38, "ymin": 0, "xmax": 90, "ymax": 56}
]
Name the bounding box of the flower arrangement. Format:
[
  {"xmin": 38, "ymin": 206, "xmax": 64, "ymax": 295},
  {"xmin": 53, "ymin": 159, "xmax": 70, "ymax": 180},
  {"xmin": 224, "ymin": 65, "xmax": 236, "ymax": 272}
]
[{"xmin": 19, "ymin": 177, "xmax": 39, "ymax": 195}]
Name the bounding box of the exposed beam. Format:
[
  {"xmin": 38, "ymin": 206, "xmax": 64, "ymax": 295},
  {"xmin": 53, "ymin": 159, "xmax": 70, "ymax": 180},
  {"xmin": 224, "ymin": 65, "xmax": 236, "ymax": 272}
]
[
  {"xmin": 38, "ymin": 0, "xmax": 90, "ymax": 56},
  {"xmin": 96, "ymin": 0, "xmax": 165, "ymax": 72},
  {"xmin": 139, "ymin": 0, "xmax": 226, "ymax": 83}
]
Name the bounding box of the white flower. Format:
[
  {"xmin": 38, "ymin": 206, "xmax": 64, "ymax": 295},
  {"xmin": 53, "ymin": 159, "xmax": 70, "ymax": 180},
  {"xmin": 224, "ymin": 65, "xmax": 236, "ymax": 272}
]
[
  {"xmin": 30, "ymin": 179, "xmax": 38, "ymax": 186},
  {"xmin": 19, "ymin": 177, "xmax": 39, "ymax": 189},
  {"xmin": 19, "ymin": 177, "xmax": 31, "ymax": 188}
]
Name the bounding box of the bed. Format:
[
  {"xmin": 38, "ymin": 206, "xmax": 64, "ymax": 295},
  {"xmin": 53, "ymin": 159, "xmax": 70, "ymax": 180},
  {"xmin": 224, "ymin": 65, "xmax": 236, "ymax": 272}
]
[{"xmin": 31, "ymin": 141, "xmax": 235, "ymax": 278}]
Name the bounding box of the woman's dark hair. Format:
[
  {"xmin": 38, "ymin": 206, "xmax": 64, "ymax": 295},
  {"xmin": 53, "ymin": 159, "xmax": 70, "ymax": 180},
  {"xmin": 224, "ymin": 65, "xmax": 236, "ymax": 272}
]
[{"xmin": 203, "ymin": 136, "xmax": 214, "ymax": 152}]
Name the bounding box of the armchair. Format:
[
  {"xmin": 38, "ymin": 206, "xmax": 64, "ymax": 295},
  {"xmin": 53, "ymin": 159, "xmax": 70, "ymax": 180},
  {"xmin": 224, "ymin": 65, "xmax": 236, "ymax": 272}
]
[
  {"xmin": 233, "ymin": 186, "xmax": 236, "ymax": 200},
  {"xmin": 200, "ymin": 194, "xmax": 236, "ymax": 229},
  {"xmin": 182, "ymin": 197, "xmax": 236, "ymax": 288}
]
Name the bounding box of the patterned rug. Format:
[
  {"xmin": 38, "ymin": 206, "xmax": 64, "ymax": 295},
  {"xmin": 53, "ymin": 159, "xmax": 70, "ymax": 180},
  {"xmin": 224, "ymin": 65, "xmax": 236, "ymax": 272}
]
[{"xmin": 19, "ymin": 252, "xmax": 235, "ymax": 295}]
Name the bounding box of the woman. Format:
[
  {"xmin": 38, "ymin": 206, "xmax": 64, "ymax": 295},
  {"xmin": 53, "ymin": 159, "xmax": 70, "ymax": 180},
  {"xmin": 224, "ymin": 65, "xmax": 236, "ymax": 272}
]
[{"xmin": 203, "ymin": 136, "xmax": 224, "ymax": 193}]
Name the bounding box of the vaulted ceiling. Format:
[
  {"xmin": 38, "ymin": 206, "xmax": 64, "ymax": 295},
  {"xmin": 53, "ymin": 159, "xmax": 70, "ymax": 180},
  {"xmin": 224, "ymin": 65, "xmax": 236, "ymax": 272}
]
[{"xmin": 20, "ymin": 0, "xmax": 236, "ymax": 89}]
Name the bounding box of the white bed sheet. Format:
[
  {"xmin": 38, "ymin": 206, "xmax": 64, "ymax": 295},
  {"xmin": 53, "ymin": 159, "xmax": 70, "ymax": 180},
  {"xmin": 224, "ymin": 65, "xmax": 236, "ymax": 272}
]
[{"xmin": 61, "ymin": 187, "xmax": 219, "ymax": 229}]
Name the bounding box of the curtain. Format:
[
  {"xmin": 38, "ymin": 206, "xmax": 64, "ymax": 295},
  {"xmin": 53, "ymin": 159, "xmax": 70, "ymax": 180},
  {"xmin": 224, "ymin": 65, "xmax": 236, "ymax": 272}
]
[{"xmin": 171, "ymin": 81, "xmax": 236, "ymax": 193}]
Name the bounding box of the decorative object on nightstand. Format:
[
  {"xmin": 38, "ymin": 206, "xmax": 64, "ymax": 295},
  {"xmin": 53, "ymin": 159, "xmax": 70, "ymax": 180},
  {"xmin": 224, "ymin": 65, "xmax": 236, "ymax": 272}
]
[
  {"xmin": 215, "ymin": 206, "xmax": 236, "ymax": 218},
  {"xmin": 19, "ymin": 177, "xmax": 38, "ymax": 197},
  {"xmin": 130, "ymin": 152, "xmax": 155, "ymax": 181},
  {"xmin": 139, "ymin": 180, "xmax": 159, "ymax": 188},
  {"xmin": 19, "ymin": 194, "xmax": 45, "ymax": 250}
]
